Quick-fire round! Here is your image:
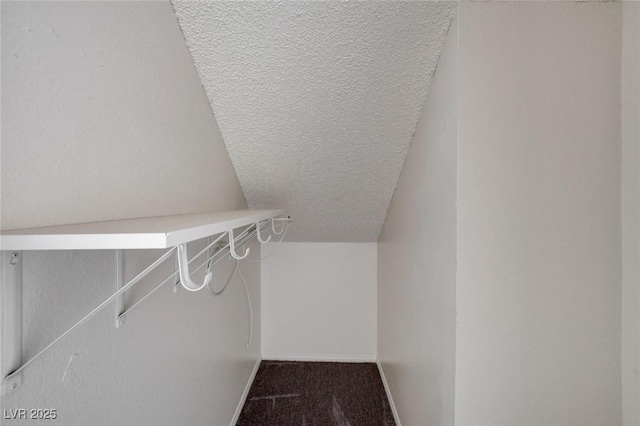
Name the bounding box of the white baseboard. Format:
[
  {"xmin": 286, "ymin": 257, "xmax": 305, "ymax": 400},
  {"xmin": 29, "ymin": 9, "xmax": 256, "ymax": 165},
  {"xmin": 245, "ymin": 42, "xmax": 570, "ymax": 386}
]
[
  {"xmin": 262, "ymin": 353, "xmax": 377, "ymax": 363},
  {"xmin": 377, "ymin": 361, "xmax": 401, "ymax": 426},
  {"xmin": 230, "ymin": 357, "xmax": 262, "ymax": 426}
]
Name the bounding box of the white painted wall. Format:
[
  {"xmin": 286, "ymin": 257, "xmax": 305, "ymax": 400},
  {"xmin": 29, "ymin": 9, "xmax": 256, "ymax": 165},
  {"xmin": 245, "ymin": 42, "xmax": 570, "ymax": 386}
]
[
  {"xmin": 1, "ymin": 1, "xmax": 245, "ymax": 230},
  {"xmin": 622, "ymin": 2, "xmax": 640, "ymax": 425},
  {"xmin": 377, "ymin": 14, "xmax": 457, "ymax": 426},
  {"xmin": 1, "ymin": 2, "xmax": 258, "ymax": 425},
  {"xmin": 261, "ymin": 243, "xmax": 377, "ymax": 362},
  {"xmin": 456, "ymin": 3, "xmax": 622, "ymax": 425}
]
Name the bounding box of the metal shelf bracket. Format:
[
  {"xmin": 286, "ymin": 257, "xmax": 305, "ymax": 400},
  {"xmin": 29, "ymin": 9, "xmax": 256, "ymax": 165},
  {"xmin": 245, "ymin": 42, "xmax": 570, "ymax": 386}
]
[
  {"xmin": 2, "ymin": 251, "xmax": 23, "ymax": 395},
  {"xmin": 115, "ymin": 250, "xmax": 125, "ymax": 328}
]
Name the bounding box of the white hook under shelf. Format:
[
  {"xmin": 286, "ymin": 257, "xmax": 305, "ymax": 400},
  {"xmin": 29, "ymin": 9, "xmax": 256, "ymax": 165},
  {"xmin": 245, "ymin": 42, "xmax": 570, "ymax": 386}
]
[
  {"xmin": 271, "ymin": 217, "xmax": 284, "ymax": 235},
  {"xmin": 177, "ymin": 244, "xmax": 213, "ymax": 292},
  {"xmin": 255, "ymin": 221, "xmax": 272, "ymax": 243},
  {"xmin": 229, "ymin": 228, "xmax": 250, "ymax": 260}
]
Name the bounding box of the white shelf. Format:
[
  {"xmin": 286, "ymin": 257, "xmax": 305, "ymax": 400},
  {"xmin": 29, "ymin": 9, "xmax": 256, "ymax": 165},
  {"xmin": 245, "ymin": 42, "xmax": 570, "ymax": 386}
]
[{"xmin": 0, "ymin": 210, "xmax": 284, "ymax": 251}]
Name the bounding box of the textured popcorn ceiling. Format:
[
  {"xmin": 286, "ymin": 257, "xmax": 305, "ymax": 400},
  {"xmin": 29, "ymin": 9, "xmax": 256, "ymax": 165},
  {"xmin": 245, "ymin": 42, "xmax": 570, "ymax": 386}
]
[{"xmin": 172, "ymin": 1, "xmax": 456, "ymax": 242}]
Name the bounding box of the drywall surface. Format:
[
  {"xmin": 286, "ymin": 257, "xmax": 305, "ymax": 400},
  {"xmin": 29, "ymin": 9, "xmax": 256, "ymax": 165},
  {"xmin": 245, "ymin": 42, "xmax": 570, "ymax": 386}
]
[
  {"xmin": 172, "ymin": 1, "xmax": 457, "ymax": 242},
  {"xmin": 622, "ymin": 2, "xmax": 640, "ymax": 425},
  {"xmin": 261, "ymin": 243, "xmax": 377, "ymax": 361},
  {"xmin": 377, "ymin": 15, "xmax": 457, "ymax": 426},
  {"xmin": 1, "ymin": 1, "xmax": 245, "ymax": 231},
  {"xmin": 456, "ymin": 3, "xmax": 622, "ymax": 425},
  {"xmin": 1, "ymin": 2, "xmax": 258, "ymax": 425}
]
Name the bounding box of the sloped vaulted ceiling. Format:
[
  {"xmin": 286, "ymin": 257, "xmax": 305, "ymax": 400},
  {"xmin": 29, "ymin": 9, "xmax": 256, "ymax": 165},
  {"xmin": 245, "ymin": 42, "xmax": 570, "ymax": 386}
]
[{"xmin": 172, "ymin": 1, "xmax": 456, "ymax": 242}]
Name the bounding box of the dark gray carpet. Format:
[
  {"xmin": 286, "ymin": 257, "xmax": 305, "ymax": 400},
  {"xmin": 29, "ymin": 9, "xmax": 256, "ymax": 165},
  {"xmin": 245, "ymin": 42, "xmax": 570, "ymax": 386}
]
[{"xmin": 237, "ymin": 361, "xmax": 396, "ymax": 426}]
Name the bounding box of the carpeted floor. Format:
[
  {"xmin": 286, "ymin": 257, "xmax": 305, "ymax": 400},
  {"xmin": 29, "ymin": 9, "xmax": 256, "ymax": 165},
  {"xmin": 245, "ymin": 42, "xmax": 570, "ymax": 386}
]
[{"xmin": 237, "ymin": 361, "xmax": 396, "ymax": 426}]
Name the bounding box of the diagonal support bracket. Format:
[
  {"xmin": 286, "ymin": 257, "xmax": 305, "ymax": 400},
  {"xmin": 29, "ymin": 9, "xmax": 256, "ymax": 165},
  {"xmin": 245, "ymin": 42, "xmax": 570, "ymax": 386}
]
[{"xmin": 2, "ymin": 251, "xmax": 23, "ymax": 395}]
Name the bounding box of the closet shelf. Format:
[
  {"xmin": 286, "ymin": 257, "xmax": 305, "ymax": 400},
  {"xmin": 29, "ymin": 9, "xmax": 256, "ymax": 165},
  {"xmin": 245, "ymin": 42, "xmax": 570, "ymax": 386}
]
[
  {"xmin": 1, "ymin": 209, "xmax": 290, "ymax": 396},
  {"xmin": 0, "ymin": 209, "xmax": 284, "ymax": 251}
]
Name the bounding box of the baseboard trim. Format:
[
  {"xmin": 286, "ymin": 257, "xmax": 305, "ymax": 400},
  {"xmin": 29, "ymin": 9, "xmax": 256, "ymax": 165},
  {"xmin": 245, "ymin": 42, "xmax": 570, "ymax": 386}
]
[
  {"xmin": 230, "ymin": 357, "xmax": 262, "ymax": 426},
  {"xmin": 262, "ymin": 353, "xmax": 377, "ymax": 363},
  {"xmin": 377, "ymin": 360, "xmax": 401, "ymax": 426}
]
